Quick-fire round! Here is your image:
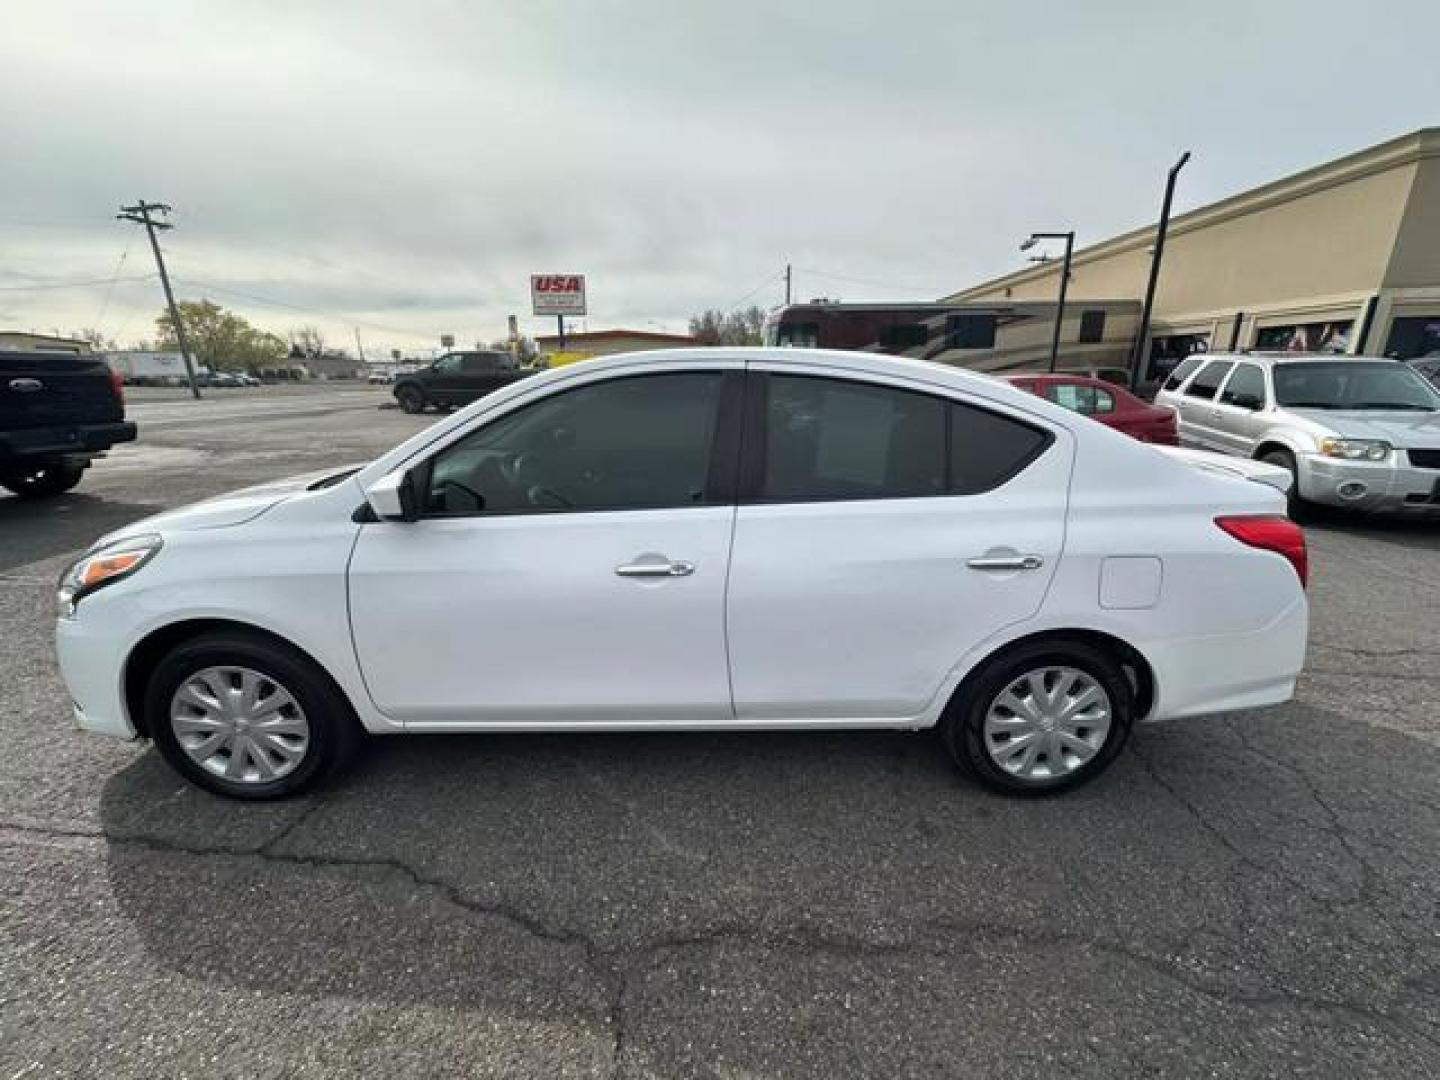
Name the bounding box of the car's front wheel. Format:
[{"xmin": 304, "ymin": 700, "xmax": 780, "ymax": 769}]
[
  {"xmin": 942, "ymin": 638, "xmax": 1134, "ymax": 795},
  {"xmin": 1, "ymin": 463, "xmax": 85, "ymax": 498},
  {"xmin": 1259, "ymin": 449, "xmax": 1310, "ymax": 522},
  {"xmin": 145, "ymin": 632, "xmax": 361, "ymax": 799},
  {"xmin": 395, "ymin": 386, "xmax": 426, "ymax": 414}
]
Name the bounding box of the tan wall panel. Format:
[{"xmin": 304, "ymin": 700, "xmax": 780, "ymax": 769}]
[{"xmin": 1384, "ymin": 157, "xmax": 1440, "ymax": 288}]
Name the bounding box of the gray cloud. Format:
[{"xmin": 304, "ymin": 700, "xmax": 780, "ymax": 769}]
[{"xmin": 2, "ymin": 0, "xmax": 1437, "ymax": 353}]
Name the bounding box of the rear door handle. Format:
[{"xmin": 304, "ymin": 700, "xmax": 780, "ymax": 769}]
[
  {"xmin": 966, "ymin": 555, "xmax": 1044, "ymax": 571},
  {"xmin": 615, "ymin": 559, "xmax": 695, "ymax": 578}
]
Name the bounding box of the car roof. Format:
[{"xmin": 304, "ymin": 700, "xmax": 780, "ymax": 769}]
[
  {"xmin": 1190, "ymin": 352, "xmax": 1400, "ymax": 367},
  {"xmin": 559, "ymin": 346, "xmax": 1013, "ymax": 393}
]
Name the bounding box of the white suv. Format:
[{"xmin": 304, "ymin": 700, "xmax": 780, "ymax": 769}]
[
  {"xmin": 1156, "ymin": 353, "xmax": 1440, "ymax": 516},
  {"xmin": 56, "ymin": 348, "xmax": 1309, "ymax": 799}
]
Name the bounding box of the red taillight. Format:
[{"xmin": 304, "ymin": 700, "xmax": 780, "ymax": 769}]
[
  {"xmin": 108, "ymin": 367, "xmax": 125, "ymax": 405},
  {"xmin": 1215, "ymin": 514, "xmax": 1308, "ymax": 587}
]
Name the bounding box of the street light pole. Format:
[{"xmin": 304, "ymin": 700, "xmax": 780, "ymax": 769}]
[
  {"xmin": 1021, "ymin": 230, "xmax": 1075, "ymax": 373},
  {"xmin": 1128, "ymin": 151, "xmax": 1192, "ymax": 390}
]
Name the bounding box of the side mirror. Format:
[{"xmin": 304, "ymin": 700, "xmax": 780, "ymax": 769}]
[{"xmin": 365, "ymin": 467, "xmax": 422, "ymax": 522}]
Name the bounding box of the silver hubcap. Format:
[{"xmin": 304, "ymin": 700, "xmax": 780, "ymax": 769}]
[
  {"xmin": 169, "ymin": 666, "xmax": 310, "ymax": 784},
  {"xmin": 983, "ymin": 666, "xmax": 1112, "ymax": 781}
]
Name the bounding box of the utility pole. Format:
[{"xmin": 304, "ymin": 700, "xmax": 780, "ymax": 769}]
[
  {"xmin": 1020, "ymin": 230, "xmax": 1075, "ymax": 373},
  {"xmin": 117, "ymin": 200, "xmax": 201, "ymax": 399},
  {"xmin": 1128, "ymin": 151, "xmax": 1192, "ymax": 390},
  {"xmin": 784, "ymin": 264, "xmax": 792, "ymax": 305}
]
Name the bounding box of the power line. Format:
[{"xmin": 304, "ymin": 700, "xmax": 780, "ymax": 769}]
[
  {"xmin": 93, "ymin": 242, "xmax": 134, "ymax": 331},
  {"xmin": 793, "ymin": 266, "xmax": 937, "ymax": 296},
  {"xmin": 0, "ymin": 273, "xmax": 155, "ymax": 292},
  {"xmin": 177, "ymin": 276, "xmax": 438, "ymax": 341},
  {"xmin": 719, "ymin": 270, "xmax": 784, "ymax": 313}
]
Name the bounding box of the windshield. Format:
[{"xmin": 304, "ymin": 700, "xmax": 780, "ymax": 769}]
[{"xmin": 1272, "ymin": 362, "xmax": 1440, "ymax": 411}]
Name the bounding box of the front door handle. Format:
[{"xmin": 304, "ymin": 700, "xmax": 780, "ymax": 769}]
[
  {"xmin": 615, "ymin": 559, "xmax": 695, "ymax": 578},
  {"xmin": 966, "ymin": 555, "xmax": 1044, "ymax": 571}
]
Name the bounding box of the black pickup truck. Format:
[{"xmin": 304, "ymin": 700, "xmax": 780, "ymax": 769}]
[
  {"xmin": 392, "ymin": 350, "xmax": 533, "ymax": 413},
  {"xmin": 0, "ymin": 350, "xmax": 137, "ymax": 498}
]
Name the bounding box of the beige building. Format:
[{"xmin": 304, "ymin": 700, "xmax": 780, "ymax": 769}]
[
  {"xmin": 946, "ymin": 128, "xmax": 1440, "ymax": 383},
  {"xmin": 0, "ymin": 331, "xmax": 93, "ymax": 354}
]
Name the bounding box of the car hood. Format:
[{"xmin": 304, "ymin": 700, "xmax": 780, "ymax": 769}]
[
  {"xmin": 1288, "ymin": 409, "xmax": 1440, "ymax": 444},
  {"xmin": 97, "ymin": 464, "xmax": 364, "ymax": 544}
]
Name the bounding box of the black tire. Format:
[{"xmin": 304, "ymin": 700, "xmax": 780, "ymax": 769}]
[
  {"xmin": 1259, "ymin": 449, "xmax": 1309, "ymax": 522},
  {"xmin": 1, "ymin": 463, "xmax": 85, "ymax": 498},
  {"xmin": 145, "ymin": 632, "xmax": 361, "ymax": 800},
  {"xmin": 941, "ymin": 638, "xmax": 1134, "ymax": 796},
  {"xmin": 395, "ymin": 386, "xmax": 427, "ymax": 414}
]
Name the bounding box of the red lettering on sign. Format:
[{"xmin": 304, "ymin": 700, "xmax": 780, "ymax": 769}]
[{"xmin": 534, "ymin": 275, "xmax": 582, "ymax": 292}]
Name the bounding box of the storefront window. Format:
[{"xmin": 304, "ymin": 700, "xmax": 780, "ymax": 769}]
[
  {"xmin": 1147, "ymin": 334, "xmax": 1209, "ymax": 383},
  {"xmin": 1254, "ymin": 320, "xmax": 1352, "ymax": 354},
  {"xmin": 1383, "ymin": 317, "xmax": 1440, "ymax": 361}
]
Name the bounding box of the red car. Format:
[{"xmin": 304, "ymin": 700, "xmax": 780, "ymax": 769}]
[{"xmin": 1004, "ymin": 373, "xmax": 1178, "ymax": 444}]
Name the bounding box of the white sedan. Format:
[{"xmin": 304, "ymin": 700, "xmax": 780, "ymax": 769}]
[{"xmin": 55, "ymin": 348, "xmax": 1309, "ymax": 799}]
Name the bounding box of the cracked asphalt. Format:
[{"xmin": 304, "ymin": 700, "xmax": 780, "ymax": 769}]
[{"xmin": 2, "ymin": 385, "xmax": 1438, "ymax": 1078}]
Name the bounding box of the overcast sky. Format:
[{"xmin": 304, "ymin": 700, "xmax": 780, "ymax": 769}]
[{"xmin": 2, "ymin": 0, "xmax": 1437, "ymax": 356}]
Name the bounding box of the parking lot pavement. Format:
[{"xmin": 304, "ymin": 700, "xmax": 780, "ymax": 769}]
[{"xmin": 2, "ymin": 393, "xmax": 1438, "ymax": 1078}]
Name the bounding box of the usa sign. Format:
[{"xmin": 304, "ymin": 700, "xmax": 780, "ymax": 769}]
[{"xmin": 531, "ymin": 274, "xmax": 587, "ymax": 317}]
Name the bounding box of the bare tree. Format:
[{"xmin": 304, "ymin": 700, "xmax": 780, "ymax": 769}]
[{"xmin": 292, "ymin": 325, "xmax": 326, "ymax": 359}]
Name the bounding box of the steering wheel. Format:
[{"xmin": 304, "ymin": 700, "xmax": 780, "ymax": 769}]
[
  {"xmin": 434, "ymin": 477, "xmax": 485, "ymax": 512},
  {"xmin": 499, "ymin": 451, "xmax": 572, "ymax": 509}
]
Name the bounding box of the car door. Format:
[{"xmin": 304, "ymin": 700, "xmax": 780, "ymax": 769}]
[
  {"xmin": 426, "ymin": 353, "xmax": 465, "ymax": 405},
  {"xmin": 1175, "ymin": 359, "xmax": 1235, "ymax": 450},
  {"xmin": 1211, "ymin": 362, "xmax": 1268, "ymax": 455},
  {"xmin": 458, "ymin": 352, "xmax": 513, "ymax": 401},
  {"xmin": 348, "ymin": 365, "xmax": 743, "ymax": 726},
  {"xmin": 725, "ymin": 367, "xmax": 1071, "ymax": 721}
]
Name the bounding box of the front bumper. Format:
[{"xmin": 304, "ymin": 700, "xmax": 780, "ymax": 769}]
[
  {"xmin": 55, "ymin": 613, "xmax": 137, "ymax": 739},
  {"xmin": 1296, "ymin": 454, "xmax": 1440, "ymax": 514}
]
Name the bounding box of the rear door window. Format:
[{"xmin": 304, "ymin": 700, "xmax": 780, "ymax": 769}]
[
  {"xmin": 1184, "ymin": 361, "xmax": 1234, "ymax": 401},
  {"xmin": 752, "ymin": 375, "xmax": 1051, "ymax": 503}
]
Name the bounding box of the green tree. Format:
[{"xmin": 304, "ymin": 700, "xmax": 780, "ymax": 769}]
[
  {"xmin": 688, "ymin": 306, "xmax": 766, "ymax": 346},
  {"xmin": 156, "ymin": 300, "xmax": 287, "ymax": 373}
]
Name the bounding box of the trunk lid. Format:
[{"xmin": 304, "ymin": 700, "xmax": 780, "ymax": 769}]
[{"xmin": 1153, "ymin": 445, "xmax": 1293, "ymax": 494}]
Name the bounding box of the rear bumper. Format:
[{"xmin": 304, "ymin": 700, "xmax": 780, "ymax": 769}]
[
  {"xmin": 0, "ymin": 420, "xmax": 137, "ymax": 466},
  {"xmin": 1144, "ymin": 594, "xmax": 1308, "ymax": 721}
]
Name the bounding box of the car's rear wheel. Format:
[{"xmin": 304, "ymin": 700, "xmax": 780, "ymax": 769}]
[
  {"xmin": 1, "ymin": 463, "xmax": 85, "ymax": 498},
  {"xmin": 942, "ymin": 638, "xmax": 1133, "ymax": 795},
  {"xmin": 145, "ymin": 632, "xmax": 360, "ymax": 799},
  {"xmin": 1259, "ymin": 449, "xmax": 1309, "ymax": 522},
  {"xmin": 396, "ymin": 386, "xmax": 426, "ymax": 414}
]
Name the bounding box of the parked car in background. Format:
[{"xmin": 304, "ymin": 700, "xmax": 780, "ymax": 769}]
[
  {"xmin": 1155, "ymin": 353, "xmax": 1440, "ymax": 517},
  {"xmin": 1005, "ymin": 373, "xmax": 1178, "ymax": 444},
  {"xmin": 392, "ymin": 350, "xmax": 531, "ymax": 413},
  {"xmin": 367, "ymin": 369, "xmax": 395, "ymax": 385},
  {"xmin": 1, "ymin": 349, "xmax": 137, "ymax": 497},
  {"xmin": 56, "ymin": 348, "xmax": 1307, "ymax": 801}
]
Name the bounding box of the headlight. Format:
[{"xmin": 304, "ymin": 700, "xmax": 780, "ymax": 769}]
[
  {"xmin": 58, "ymin": 534, "xmax": 162, "ymax": 616},
  {"xmin": 1318, "ymin": 437, "xmax": 1391, "ymax": 462}
]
